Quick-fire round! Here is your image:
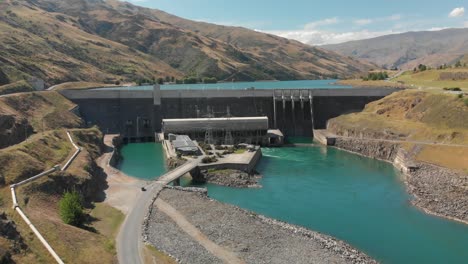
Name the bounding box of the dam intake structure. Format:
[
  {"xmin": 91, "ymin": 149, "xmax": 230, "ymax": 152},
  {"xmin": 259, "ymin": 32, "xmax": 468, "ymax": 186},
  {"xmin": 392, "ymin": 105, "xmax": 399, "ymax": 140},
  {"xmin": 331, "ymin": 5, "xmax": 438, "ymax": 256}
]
[{"xmin": 60, "ymin": 85, "xmax": 401, "ymax": 140}]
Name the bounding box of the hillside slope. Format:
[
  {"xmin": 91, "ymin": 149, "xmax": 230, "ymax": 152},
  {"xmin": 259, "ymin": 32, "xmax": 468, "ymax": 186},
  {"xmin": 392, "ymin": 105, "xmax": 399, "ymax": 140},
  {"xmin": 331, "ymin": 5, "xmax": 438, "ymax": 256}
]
[
  {"xmin": 322, "ymin": 28, "xmax": 468, "ymax": 70},
  {"xmin": 0, "ymin": 91, "xmax": 126, "ymax": 263},
  {"xmin": 0, "ymin": 0, "xmax": 372, "ymax": 86},
  {"xmin": 328, "ymin": 90, "xmax": 468, "ymax": 170}
]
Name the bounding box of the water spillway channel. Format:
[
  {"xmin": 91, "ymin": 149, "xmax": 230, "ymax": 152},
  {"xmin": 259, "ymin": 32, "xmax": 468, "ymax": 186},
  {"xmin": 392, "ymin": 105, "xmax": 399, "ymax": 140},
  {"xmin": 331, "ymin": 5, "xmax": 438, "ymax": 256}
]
[{"xmin": 119, "ymin": 142, "xmax": 468, "ymax": 264}]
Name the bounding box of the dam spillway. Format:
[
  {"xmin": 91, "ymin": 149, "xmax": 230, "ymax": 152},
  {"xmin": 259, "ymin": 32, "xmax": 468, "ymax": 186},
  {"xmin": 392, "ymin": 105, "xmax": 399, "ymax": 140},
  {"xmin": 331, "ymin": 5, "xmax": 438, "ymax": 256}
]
[{"xmin": 60, "ymin": 86, "xmax": 401, "ymax": 139}]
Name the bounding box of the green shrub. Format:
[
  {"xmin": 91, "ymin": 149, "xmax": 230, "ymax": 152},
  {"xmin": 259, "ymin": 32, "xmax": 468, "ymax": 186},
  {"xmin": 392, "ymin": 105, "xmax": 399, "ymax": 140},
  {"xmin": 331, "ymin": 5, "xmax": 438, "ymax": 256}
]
[
  {"xmin": 443, "ymin": 87, "xmax": 462, "ymax": 91},
  {"xmin": 201, "ymin": 156, "xmax": 218, "ymax": 164},
  {"xmin": 362, "ymin": 72, "xmax": 388, "ymax": 81},
  {"xmin": 59, "ymin": 191, "xmax": 84, "ymax": 227},
  {"xmin": 202, "ymin": 77, "xmax": 217, "ymax": 84}
]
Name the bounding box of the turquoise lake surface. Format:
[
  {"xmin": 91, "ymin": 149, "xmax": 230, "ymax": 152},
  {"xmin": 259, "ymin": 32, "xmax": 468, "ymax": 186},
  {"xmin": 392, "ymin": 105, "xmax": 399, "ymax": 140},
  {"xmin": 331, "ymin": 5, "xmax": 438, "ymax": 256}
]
[
  {"xmin": 119, "ymin": 142, "xmax": 468, "ymax": 264},
  {"xmin": 95, "ymin": 79, "xmax": 352, "ymax": 90}
]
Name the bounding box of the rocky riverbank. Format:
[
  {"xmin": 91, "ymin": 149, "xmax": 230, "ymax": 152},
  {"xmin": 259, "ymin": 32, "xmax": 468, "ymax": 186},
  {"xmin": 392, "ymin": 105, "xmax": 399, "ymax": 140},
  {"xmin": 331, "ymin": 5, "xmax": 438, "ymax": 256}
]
[
  {"xmin": 145, "ymin": 188, "xmax": 376, "ymax": 264},
  {"xmin": 333, "ymin": 137, "xmax": 468, "ymax": 224},
  {"xmin": 193, "ymin": 169, "xmax": 262, "ymax": 188},
  {"xmin": 407, "ymin": 163, "xmax": 468, "ymax": 223}
]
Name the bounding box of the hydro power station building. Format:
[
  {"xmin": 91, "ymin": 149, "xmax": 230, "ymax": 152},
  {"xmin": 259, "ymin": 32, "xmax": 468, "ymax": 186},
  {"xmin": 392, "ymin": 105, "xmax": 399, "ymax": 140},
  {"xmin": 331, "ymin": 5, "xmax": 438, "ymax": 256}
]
[
  {"xmin": 162, "ymin": 117, "xmax": 270, "ymax": 145},
  {"xmin": 60, "ymin": 85, "xmax": 400, "ymax": 142}
]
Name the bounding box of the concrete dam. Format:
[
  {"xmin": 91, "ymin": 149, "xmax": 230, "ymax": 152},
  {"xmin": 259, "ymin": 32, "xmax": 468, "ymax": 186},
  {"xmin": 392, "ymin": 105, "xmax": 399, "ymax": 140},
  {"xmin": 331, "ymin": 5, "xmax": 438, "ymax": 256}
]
[{"xmin": 60, "ymin": 86, "xmax": 400, "ymax": 140}]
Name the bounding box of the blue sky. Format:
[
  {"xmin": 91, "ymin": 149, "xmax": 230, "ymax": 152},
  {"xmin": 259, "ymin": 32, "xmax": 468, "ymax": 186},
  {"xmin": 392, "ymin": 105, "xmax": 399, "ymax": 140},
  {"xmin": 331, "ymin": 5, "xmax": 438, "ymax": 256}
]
[{"xmin": 125, "ymin": 0, "xmax": 468, "ymax": 45}]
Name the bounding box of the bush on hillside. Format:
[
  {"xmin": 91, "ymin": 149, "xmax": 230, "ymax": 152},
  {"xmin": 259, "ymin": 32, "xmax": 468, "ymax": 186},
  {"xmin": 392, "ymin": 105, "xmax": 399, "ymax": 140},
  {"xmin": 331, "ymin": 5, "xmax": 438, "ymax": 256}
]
[
  {"xmin": 362, "ymin": 72, "xmax": 388, "ymax": 81},
  {"xmin": 443, "ymin": 87, "xmax": 462, "ymax": 91},
  {"xmin": 202, "ymin": 77, "xmax": 217, "ymax": 84},
  {"xmin": 59, "ymin": 191, "xmax": 84, "ymax": 227}
]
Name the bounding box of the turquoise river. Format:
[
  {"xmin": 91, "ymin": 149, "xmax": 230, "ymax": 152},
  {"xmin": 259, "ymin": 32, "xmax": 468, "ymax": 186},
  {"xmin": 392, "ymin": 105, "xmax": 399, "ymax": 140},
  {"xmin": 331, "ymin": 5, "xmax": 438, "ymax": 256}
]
[{"xmin": 119, "ymin": 142, "xmax": 468, "ymax": 264}]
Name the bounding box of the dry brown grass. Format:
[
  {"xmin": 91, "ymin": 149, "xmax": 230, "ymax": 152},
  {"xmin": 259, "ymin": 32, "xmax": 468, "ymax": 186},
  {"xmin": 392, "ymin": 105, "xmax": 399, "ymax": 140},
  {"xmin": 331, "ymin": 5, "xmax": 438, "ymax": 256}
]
[
  {"xmin": 416, "ymin": 146, "xmax": 468, "ymax": 171},
  {"xmin": 394, "ymin": 69, "xmax": 468, "ymax": 90},
  {"xmin": 53, "ymin": 82, "xmax": 117, "ymax": 91},
  {"xmin": 338, "ymin": 79, "xmax": 409, "ymax": 88},
  {"xmin": 329, "ymin": 90, "xmax": 468, "ymax": 169}
]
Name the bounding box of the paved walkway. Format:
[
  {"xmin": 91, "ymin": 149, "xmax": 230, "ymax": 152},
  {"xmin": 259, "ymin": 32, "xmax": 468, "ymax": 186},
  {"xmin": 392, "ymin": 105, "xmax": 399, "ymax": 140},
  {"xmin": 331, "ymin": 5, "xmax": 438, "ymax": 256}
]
[{"xmin": 156, "ymin": 199, "xmax": 245, "ymax": 264}]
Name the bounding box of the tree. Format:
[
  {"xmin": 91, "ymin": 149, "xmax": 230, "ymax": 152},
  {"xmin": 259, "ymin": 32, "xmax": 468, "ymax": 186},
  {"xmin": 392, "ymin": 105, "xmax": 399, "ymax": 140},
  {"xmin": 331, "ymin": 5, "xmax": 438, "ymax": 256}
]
[
  {"xmin": 183, "ymin": 77, "xmax": 198, "ymax": 84},
  {"xmin": 418, "ymin": 64, "xmax": 427, "ymax": 71},
  {"xmin": 202, "ymin": 77, "xmax": 218, "ymax": 84},
  {"xmin": 455, "ymin": 60, "xmax": 462, "ymax": 68},
  {"xmin": 157, "ymin": 78, "xmax": 164, "ymax": 84},
  {"xmin": 59, "ymin": 191, "xmax": 84, "ymax": 227}
]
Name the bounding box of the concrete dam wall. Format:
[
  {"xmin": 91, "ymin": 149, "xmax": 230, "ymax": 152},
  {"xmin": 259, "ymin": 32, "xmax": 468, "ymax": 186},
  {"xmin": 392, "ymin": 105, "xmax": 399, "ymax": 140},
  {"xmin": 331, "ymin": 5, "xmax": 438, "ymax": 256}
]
[{"xmin": 60, "ymin": 87, "xmax": 401, "ymax": 139}]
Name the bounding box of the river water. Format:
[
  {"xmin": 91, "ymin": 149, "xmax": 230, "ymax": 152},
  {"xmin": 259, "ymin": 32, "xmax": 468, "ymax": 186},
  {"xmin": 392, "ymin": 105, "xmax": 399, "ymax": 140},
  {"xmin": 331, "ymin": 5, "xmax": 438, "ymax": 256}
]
[{"xmin": 119, "ymin": 142, "xmax": 468, "ymax": 264}]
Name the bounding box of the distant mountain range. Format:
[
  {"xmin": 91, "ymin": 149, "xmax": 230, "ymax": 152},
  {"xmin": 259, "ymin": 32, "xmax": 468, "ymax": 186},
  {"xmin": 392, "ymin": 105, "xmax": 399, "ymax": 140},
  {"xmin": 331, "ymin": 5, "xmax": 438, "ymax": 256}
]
[
  {"xmin": 322, "ymin": 28, "xmax": 468, "ymax": 70},
  {"xmin": 0, "ymin": 0, "xmax": 373, "ymax": 86}
]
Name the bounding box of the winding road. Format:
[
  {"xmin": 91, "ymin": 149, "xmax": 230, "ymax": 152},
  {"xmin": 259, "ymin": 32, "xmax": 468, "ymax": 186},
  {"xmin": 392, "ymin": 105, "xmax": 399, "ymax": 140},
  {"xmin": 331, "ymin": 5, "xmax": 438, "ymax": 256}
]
[{"xmin": 116, "ymin": 159, "xmax": 200, "ymax": 264}]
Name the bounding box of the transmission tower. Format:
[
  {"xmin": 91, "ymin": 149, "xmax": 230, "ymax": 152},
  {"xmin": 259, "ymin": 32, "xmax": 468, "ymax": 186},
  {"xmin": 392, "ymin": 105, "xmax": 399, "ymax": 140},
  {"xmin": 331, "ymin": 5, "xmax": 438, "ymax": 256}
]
[
  {"xmin": 204, "ymin": 127, "xmax": 214, "ymax": 145},
  {"xmin": 224, "ymin": 129, "xmax": 234, "ymax": 145}
]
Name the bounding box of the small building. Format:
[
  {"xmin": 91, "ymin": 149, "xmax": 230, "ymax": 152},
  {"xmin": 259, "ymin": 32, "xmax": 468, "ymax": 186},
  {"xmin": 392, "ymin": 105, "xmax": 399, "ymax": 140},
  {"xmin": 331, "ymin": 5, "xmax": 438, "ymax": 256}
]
[
  {"xmin": 162, "ymin": 117, "xmax": 269, "ymax": 145},
  {"xmin": 267, "ymin": 129, "xmax": 284, "ymax": 146},
  {"xmin": 170, "ymin": 135, "xmax": 199, "ymax": 156}
]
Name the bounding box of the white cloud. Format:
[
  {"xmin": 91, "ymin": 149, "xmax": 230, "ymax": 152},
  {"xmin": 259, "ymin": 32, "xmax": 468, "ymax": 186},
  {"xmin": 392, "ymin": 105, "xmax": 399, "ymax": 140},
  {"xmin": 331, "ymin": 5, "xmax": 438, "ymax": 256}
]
[
  {"xmin": 304, "ymin": 17, "xmax": 339, "ymax": 29},
  {"xmin": 354, "ymin": 19, "xmax": 372, "ymax": 26},
  {"xmin": 449, "ymin": 7, "xmax": 465, "ymax": 18},
  {"xmin": 464, "ymin": 21, "xmax": 468, "ymax": 28}
]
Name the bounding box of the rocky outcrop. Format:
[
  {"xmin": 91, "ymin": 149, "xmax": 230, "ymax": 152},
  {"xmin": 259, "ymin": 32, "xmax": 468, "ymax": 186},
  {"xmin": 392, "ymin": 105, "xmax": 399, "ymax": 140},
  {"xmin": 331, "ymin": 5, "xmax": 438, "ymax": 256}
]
[
  {"xmin": 0, "ymin": 115, "xmax": 33, "ymax": 149},
  {"xmin": 328, "ymin": 121, "xmax": 406, "ymax": 141},
  {"xmin": 334, "ymin": 138, "xmax": 399, "ymax": 162},
  {"xmin": 193, "ymin": 169, "xmax": 262, "ymax": 188},
  {"xmin": 407, "ymin": 163, "xmax": 468, "ymax": 223},
  {"xmin": 0, "ymin": 212, "xmax": 28, "ymax": 259}
]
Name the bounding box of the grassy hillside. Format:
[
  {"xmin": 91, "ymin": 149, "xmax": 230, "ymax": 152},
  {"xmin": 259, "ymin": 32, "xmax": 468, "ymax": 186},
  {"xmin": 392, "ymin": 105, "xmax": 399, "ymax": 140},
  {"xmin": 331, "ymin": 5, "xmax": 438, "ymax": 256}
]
[
  {"xmin": 328, "ymin": 90, "xmax": 468, "ymax": 170},
  {"xmin": 0, "ymin": 91, "xmax": 126, "ymax": 263},
  {"xmin": 0, "ymin": 0, "xmax": 372, "ymax": 86},
  {"xmin": 0, "ymin": 81, "xmax": 34, "ymax": 95},
  {"xmin": 394, "ymin": 68, "xmax": 468, "ymax": 90}
]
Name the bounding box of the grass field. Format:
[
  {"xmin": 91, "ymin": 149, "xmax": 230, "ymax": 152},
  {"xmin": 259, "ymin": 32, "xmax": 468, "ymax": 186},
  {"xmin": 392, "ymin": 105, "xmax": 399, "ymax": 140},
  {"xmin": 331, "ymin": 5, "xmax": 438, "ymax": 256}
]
[{"xmin": 393, "ymin": 68, "xmax": 468, "ymax": 91}]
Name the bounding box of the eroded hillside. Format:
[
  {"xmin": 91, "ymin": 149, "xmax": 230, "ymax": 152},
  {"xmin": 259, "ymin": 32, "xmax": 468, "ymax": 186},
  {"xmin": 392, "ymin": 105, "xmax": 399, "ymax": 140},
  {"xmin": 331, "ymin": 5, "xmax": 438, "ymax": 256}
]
[
  {"xmin": 0, "ymin": 91, "xmax": 123, "ymax": 263},
  {"xmin": 0, "ymin": 0, "xmax": 372, "ymax": 86}
]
